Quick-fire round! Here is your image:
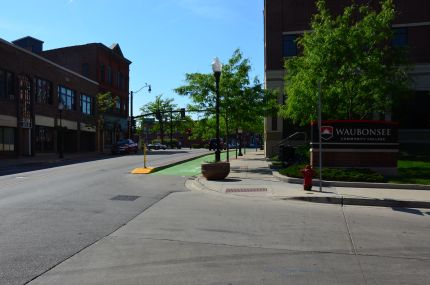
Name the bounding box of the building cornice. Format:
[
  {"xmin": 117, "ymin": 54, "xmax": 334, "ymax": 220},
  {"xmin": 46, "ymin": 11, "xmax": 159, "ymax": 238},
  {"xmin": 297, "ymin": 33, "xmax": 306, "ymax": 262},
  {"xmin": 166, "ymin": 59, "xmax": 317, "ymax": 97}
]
[{"xmin": 1, "ymin": 38, "xmax": 99, "ymax": 85}]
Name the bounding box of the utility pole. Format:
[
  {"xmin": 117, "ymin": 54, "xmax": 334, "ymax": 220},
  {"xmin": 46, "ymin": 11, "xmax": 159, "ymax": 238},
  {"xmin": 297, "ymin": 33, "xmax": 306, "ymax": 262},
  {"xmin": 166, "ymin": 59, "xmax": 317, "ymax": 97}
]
[
  {"xmin": 170, "ymin": 109, "xmax": 173, "ymax": 149},
  {"xmin": 318, "ymin": 81, "xmax": 323, "ymax": 192},
  {"xmin": 129, "ymin": 91, "xmax": 133, "ymax": 139}
]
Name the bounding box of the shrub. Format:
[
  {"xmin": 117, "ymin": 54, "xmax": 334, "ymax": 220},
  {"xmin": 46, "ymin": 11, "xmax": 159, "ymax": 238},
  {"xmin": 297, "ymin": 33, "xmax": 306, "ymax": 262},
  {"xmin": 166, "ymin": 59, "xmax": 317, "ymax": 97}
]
[
  {"xmin": 279, "ymin": 164, "xmax": 305, "ymax": 178},
  {"xmin": 279, "ymin": 164, "xmax": 385, "ymax": 183},
  {"xmin": 294, "ymin": 145, "xmax": 310, "ymax": 164},
  {"xmin": 269, "ymin": 154, "xmax": 279, "ymax": 161}
]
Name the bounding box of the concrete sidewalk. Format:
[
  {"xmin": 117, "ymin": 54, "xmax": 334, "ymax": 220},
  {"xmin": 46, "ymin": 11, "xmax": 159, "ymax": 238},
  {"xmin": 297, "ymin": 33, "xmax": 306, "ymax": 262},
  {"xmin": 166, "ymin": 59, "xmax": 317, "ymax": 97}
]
[{"xmin": 187, "ymin": 150, "xmax": 430, "ymax": 208}]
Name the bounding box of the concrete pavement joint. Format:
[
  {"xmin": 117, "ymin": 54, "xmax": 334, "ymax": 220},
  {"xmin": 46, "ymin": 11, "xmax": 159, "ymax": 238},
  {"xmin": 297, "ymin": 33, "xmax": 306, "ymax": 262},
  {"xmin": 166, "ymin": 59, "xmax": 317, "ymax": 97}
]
[
  {"xmin": 104, "ymin": 236, "xmax": 430, "ymax": 262},
  {"xmin": 341, "ymin": 204, "xmax": 369, "ymax": 284},
  {"xmin": 107, "ymin": 235, "xmax": 354, "ymax": 256}
]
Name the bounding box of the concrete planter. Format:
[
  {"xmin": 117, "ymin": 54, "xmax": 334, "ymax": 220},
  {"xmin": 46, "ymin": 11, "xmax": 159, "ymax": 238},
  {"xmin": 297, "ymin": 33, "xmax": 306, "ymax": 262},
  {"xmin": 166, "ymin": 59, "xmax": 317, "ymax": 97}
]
[{"xmin": 201, "ymin": 162, "xmax": 230, "ymax": 180}]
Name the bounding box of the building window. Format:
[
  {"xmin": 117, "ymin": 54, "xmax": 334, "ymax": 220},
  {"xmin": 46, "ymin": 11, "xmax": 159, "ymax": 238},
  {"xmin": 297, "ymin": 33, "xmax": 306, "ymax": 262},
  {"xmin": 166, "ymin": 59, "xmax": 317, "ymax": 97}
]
[
  {"xmin": 35, "ymin": 126, "xmax": 53, "ymax": 152},
  {"xmin": 118, "ymin": 72, "xmax": 124, "ymax": 90},
  {"xmin": 82, "ymin": 63, "xmax": 89, "ymax": 77},
  {"xmin": 107, "ymin": 66, "xmax": 112, "ymax": 85},
  {"xmin": 282, "ymin": 34, "xmax": 298, "ymax": 57},
  {"xmin": 115, "ymin": 97, "xmax": 121, "ymax": 112},
  {"xmin": 58, "ymin": 85, "xmax": 76, "ymax": 110},
  {"xmin": 100, "ymin": 64, "xmax": 105, "ymax": 82},
  {"xmin": 35, "ymin": 78, "xmax": 52, "ymax": 104},
  {"xmin": 0, "ymin": 69, "xmax": 15, "ymax": 100},
  {"xmin": 80, "ymin": 94, "xmax": 93, "ymax": 115},
  {"xmin": 392, "ymin": 28, "xmax": 408, "ymax": 47},
  {"xmin": 0, "ymin": 127, "xmax": 15, "ymax": 152}
]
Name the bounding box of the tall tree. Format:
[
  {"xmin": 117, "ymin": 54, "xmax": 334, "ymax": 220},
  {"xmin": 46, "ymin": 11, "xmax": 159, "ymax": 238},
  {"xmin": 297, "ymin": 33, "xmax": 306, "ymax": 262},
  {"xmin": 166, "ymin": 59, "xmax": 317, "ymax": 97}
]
[
  {"xmin": 95, "ymin": 92, "xmax": 115, "ymax": 152},
  {"xmin": 280, "ymin": 0, "xmax": 410, "ymax": 126},
  {"xmin": 175, "ymin": 49, "xmax": 266, "ymax": 139},
  {"xmin": 139, "ymin": 95, "xmax": 177, "ymax": 144}
]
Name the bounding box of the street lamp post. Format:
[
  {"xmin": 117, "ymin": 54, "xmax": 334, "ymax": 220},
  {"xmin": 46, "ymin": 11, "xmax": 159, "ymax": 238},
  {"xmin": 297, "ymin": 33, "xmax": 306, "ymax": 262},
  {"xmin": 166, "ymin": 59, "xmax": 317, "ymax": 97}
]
[
  {"xmin": 238, "ymin": 128, "xmax": 243, "ymax": 156},
  {"xmin": 212, "ymin": 57, "xmax": 222, "ymax": 162},
  {"xmin": 317, "ymin": 81, "xmax": 323, "ymax": 192},
  {"xmin": 130, "ymin": 83, "xmax": 151, "ymax": 139},
  {"xmin": 170, "ymin": 109, "xmax": 173, "ymax": 149},
  {"xmin": 58, "ymin": 102, "xmax": 64, "ymax": 159}
]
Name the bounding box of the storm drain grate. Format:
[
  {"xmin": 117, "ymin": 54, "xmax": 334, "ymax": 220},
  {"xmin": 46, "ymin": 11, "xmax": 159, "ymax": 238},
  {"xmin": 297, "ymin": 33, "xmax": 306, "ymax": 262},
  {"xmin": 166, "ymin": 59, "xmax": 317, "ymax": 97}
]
[
  {"xmin": 111, "ymin": 195, "xmax": 141, "ymax": 201},
  {"xmin": 225, "ymin": 188, "xmax": 267, "ymax": 193}
]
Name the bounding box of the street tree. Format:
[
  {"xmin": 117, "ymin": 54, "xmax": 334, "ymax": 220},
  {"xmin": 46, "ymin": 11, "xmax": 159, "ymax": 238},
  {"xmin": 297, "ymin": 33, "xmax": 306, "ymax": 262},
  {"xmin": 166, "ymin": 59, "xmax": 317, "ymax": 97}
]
[
  {"xmin": 175, "ymin": 49, "xmax": 267, "ymax": 142},
  {"xmin": 139, "ymin": 95, "xmax": 177, "ymax": 144},
  {"xmin": 95, "ymin": 92, "xmax": 115, "ymax": 152},
  {"xmin": 280, "ymin": 0, "xmax": 410, "ymax": 126}
]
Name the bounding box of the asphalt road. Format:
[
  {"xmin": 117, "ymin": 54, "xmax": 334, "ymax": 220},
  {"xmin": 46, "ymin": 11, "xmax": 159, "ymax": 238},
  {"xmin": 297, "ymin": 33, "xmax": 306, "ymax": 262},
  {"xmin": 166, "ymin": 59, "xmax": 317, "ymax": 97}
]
[{"xmin": 0, "ymin": 149, "xmax": 208, "ymax": 285}]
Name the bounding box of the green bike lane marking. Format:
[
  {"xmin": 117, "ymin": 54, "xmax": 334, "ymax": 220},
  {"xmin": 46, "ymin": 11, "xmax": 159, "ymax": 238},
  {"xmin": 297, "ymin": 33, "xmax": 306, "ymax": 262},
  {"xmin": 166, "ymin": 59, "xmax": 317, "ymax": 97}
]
[{"xmin": 153, "ymin": 151, "xmax": 237, "ymax": 176}]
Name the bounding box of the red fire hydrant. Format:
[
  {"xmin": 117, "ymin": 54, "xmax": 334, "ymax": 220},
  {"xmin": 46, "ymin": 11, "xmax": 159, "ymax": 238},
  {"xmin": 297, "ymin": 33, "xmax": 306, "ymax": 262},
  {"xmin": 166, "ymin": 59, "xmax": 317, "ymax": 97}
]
[{"xmin": 301, "ymin": 165, "xmax": 314, "ymax": 191}]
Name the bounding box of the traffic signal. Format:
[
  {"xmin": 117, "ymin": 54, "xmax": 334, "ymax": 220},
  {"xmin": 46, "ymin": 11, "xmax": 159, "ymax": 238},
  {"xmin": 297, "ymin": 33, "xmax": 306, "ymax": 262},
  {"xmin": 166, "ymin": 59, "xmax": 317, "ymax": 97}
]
[
  {"xmin": 180, "ymin": 108, "xmax": 186, "ymax": 118},
  {"xmin": 155, "ymin": 110, "xmax": 161, "ymax": 120},
  {"xmin": 130, "ymin": 118, "xmax": 137, "ymax": 134}
]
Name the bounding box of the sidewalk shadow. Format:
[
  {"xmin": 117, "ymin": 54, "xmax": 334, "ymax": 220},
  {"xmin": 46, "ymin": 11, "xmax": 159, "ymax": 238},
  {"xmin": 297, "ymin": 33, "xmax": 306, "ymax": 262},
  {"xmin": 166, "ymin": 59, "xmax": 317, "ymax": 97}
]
[
  {"xmin": 230, "ymin": 166, "xmax": 273, "ymax": 175},
  {"xmin": 392, "ymin": 207, "xmax": 425, "ymax": 216},
  {"xmin": 222, "ymin": 178, "xmax": 242, "ymax": 182},
  {"xmin": 0, "ymin": 155, "xmax": 114, "ymax": 177},
  {"xmin": 247, "ymin": 168, "xmax": 274, "ymax": 175}
]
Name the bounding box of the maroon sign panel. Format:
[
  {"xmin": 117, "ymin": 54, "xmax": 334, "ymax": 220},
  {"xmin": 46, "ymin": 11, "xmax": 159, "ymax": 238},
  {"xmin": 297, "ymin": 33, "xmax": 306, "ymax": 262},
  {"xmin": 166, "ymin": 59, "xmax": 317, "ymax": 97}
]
[{"xmin": 311, "ymin": 120, "xmax": 398, "ymax": 147}]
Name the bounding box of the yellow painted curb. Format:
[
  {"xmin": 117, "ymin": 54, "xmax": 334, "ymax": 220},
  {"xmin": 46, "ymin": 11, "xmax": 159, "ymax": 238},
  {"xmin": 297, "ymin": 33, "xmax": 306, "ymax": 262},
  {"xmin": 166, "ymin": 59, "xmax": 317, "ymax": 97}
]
[{"xmin": 131, "ymin": 167, "xmax": 154, "ymax": 174}]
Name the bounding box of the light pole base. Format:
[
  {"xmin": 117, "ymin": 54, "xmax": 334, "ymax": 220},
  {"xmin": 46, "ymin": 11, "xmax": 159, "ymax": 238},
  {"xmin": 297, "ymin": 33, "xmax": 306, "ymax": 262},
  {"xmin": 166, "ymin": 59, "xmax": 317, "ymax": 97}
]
[{"xmin": 215, "ymin": 150, "xmax": 221, "ymax": 162}]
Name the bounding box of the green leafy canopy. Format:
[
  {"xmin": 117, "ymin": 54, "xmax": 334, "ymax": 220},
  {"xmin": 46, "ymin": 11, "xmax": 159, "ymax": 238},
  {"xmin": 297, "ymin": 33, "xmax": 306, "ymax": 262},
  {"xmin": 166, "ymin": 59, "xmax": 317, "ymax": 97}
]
[
  {"xmin": 280, "ymin": 0, "xmax": 410, "ymax": 126},
  {"xmin": 174, "ymin": 49, "xmax": 270, "ymax": 134}
]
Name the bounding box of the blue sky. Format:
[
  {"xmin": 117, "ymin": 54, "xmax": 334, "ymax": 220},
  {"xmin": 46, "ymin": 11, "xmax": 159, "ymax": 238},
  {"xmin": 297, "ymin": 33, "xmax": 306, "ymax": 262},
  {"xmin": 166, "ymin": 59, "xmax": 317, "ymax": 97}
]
[{"xmin": 1, "ymin": 0, "xmax": 264, "ymax": 116}]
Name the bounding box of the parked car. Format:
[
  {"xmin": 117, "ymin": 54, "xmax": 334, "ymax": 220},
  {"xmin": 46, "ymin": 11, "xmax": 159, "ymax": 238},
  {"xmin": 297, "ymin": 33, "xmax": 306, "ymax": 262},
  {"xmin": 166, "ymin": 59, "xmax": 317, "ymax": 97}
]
[
  {"xmin": 111, "ymin": 139, "xmax": 138, "ymax": 154},
  {"xmin": 147, "ymin": 142, "xmax": 167, "ymax": 150},
  {"xmin": 208, "ymin": 138, "xmax": 225, "ymax": 151},
  {"xmin": 228, "ymin": 142, "xmax": 239, "ymax": 148}
]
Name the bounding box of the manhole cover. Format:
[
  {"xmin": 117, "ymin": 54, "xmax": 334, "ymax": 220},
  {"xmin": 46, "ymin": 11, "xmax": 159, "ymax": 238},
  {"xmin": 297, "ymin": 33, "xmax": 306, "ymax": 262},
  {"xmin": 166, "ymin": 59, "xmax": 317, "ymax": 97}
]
[
  {"xmin": 111, "ymin": 195, "xmax": 140, "ymax": 201},
  {"xmin": 225, "ymin": 188, "xmax": 267, "ymax": 193}
]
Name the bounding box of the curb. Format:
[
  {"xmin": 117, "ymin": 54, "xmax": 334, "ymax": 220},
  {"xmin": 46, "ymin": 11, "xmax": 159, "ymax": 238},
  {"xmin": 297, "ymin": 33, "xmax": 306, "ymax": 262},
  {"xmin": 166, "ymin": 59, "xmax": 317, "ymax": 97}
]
[
  {"xmin": 150, "ymin": 152, "xmax": 212, "ymax": 173},
  {"xmin": 273, "ymin": 171, "xmax": 430, "ymax": 191},
  {"xmin": 191, "ymin": 177, "xmax": 222, "ymax": 194},
  {"xmin": 284, "ymin": 196, "xmax": 430, "ymax": 209},
  {"xmin": 189, "ymin": 171, "xmax": 430, "ymax": 209}
]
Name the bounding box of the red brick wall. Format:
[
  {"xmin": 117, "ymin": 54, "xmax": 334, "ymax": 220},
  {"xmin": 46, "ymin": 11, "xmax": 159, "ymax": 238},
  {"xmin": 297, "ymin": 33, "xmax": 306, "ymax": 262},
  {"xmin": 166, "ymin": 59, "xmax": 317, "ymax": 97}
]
[
  {"xmin": 1, "ymin": 41, "xmax": 98, "ymax": 122},
  {"xmin": 0, "ymin": 40, "xmax": 99, "ymax": 155},
  {"xmin": 42, "ymin": 44, "xmax": 131, "ymax": 118}
]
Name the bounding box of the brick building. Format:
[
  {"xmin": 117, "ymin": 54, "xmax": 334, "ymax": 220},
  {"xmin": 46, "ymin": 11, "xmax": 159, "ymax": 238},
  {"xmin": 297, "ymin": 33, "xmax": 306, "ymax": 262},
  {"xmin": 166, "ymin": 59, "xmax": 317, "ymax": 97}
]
[
  {"xmin": 41, "ymin": 42, "xmax": 131, "ymax": 151},
  {"xmin": 264, "ymin": 0, "xmax": 430, "ymax": 156},
  {"xmin": 0, "ymin": 37, "xmax": 99, "ymax": 158}
]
